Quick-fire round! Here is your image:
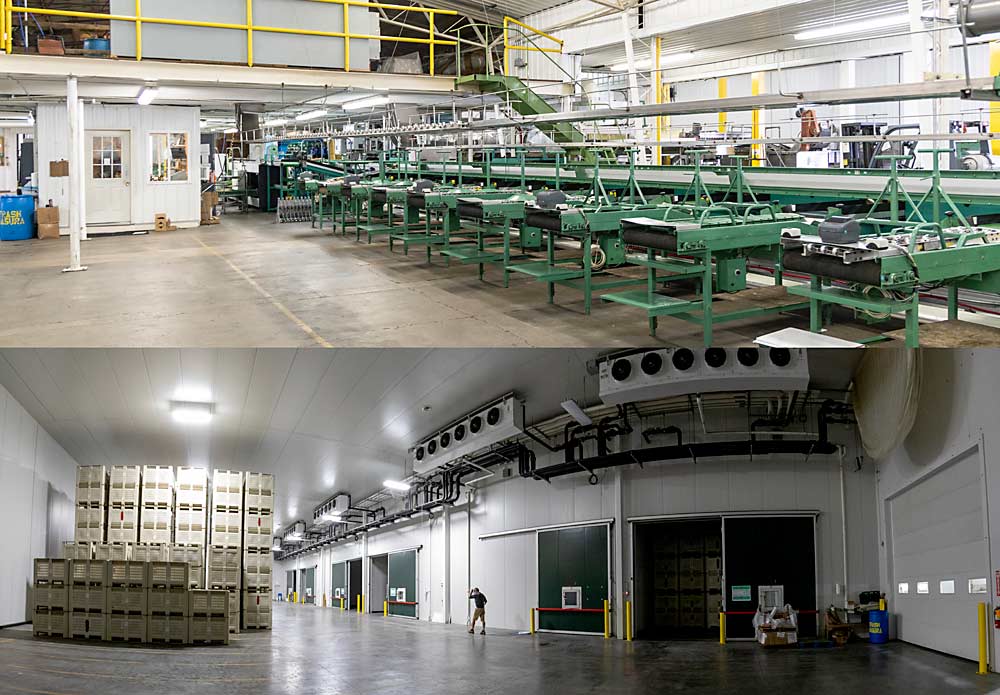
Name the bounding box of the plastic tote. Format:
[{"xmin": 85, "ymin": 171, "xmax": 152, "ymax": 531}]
[
  {"xmin": 0, "ymin": 195, "xmax": 36, "ymax": 241},
  {"xmin": 868, "ymin": 609, "xmax": 889, "ymax": 644}
]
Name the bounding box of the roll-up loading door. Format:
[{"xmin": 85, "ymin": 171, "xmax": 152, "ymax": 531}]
[
  {"xmin": 889, "ymin": 447, "xmax": 988, "ymax": 661},
  {"xmin": 388, "ymin": 549, "xmax": 418, "ymax": 618},
  {"xmin": 537, "ymin": 525, "xmax": 609, "ymax": 634},
  {"xmin": 347, "ymin": 558, "xmax": 362, "ymax": 609},
  {"xmin": 723, "ymin": 516, "xmax": 817, "ymax": 639}
]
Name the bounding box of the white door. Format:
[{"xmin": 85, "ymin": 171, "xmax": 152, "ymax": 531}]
[
  {"xmin": 86, "ymin": 130, "xmax": 131, "ymax": 225},
  {"xmin": 890, "ymin": 447, "xmax": 989, "ymax": 661}
]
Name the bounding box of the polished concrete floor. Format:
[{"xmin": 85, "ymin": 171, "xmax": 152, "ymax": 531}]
[
  {"xmin": 1, "ymin": 602, "xmax": 997, "ymax": 695},
  {"xmin": 0, "ymin": 212, "xmax": 898, "ymax": 348}
]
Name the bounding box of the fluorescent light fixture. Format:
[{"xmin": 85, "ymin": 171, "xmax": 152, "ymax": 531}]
[
  {"xmin": 137, "ymin": 87, "xmax": 159, "ymax": 106},
  {"xmin": 169, "ymin": 400, "xmax": 214, "ymax": 425},
  {"xmin": 611, "ymin": 59, "xmax": 650, "ymax": 72},
  {"xmin": 383, "ymin": 479, "xmax": 411, "ymax": 492},
  {"xmin": 295, "ymin": 109, "xmax": 329, "ymax": 121},
  {"xmin": 612, "ymin": 51, "xmax": 695, "ymax": 71},
  {"xmin": 561, "ymin": 400, "xmax": 593, "ymax": 427},
  {"xmin": 223, "ymin": 127, "xmax": 239, "ymax": 134},
  {"xmin": 793, "ymin": 13, "xmax": 908, "ymax": 41},
  {"xmin": 342, "ymin": 95, "xmax": 390, "ymax": 111},
  {"xmin": 264, "ymin": 118, "xmax": 287, "ymax": 127}
]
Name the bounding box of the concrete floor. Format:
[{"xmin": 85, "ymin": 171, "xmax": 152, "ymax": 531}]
[
  {"xmin": 0, "ymin": 213, "xmax": 885, "ymax": 348},
  {"xmin": 1, "ymin": 602, "xmax": 997, "ymax": 694}
]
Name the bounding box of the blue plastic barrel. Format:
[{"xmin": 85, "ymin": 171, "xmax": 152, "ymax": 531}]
[
  {"xmin": 869, "ymin": 609, "xmax": 889, "ymax": 644},
  {"xmin": 0, "ymin": 195, "xmax": 36, "ymax": 241}
]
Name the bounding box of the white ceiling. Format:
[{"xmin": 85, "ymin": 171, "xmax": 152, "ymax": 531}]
[{"xmin": 0, "ymin": 349, "xmax": 601, "ymax": 527}]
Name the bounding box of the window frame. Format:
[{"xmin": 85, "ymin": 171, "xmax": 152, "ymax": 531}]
[{"xmin": 149, "ymin": 131, "xmax": 190, "ymax": 184}]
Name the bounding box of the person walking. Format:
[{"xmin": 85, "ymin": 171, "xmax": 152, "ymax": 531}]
[{"xmin": 469, "ymin": 587, "xmax": 487, "ymax": 635}]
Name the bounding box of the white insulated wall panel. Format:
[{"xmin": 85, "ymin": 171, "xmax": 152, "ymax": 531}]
[{"xmin": 0, "ymin": 384, "xmax": 77, "ymax": 626}]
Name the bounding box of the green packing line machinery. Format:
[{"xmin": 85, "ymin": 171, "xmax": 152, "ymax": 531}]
[
  {"xmin": 452, "ymin": 192, "xmax": 541, "ymax": 282},
  {"xmin": 600, "ymin": 203, "xmax": 813, "ymax": 346}
]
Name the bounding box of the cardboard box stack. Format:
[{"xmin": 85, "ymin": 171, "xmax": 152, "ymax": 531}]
[
  {"xmin": 36, "ymin": 205, "xmax": 60, "ymax": 239},
  {"xmin": 754, "ymin": 606, "xmax": 799, "ymax": 648},
  {"xmin": 201, "ymin": 191, "xmax": 220, "ymax": 225}
]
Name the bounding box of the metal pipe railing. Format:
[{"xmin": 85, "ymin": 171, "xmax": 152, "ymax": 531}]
[{"xmin": 3, "ymin": 0, "xmax": 459, "ymax": 74}]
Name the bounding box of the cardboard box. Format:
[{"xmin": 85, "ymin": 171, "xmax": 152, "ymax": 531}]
[
  {"xmin": 38, "ymin": 38, "xmax": 65, "ymax": 56},
  {"xmin": 37, "ymin": 206, "xmax": 59, "ymax": 225},
  {"xmin": 37, "ymin": 223, "xmax": 61, "ymax": 239},
  {"xmin": 49, "ymin": 160, "xmax": 70, "ymax": 178},
  {"xmin": 154, "ymin": 214, "xmax": 177, "ymax": 232},
  {"xmin": 758, "ymin": 627, "xmax": 797, "ymax": 647}
]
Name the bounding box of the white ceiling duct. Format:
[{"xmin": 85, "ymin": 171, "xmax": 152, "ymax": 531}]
[{"xmin": 852, "ymin": 349, "xmax": 921, "ymax": 460}]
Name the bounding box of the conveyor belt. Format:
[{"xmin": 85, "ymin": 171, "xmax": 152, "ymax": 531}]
[
  {"xmin": 457, "ymin": 202, "xmax": 485, "ymax": 219},
  {"xmin": 782, "ymin": 250, "xmax": 883, "ymax": 285},
  {"xmin": 524, "ymin": 209, "xmax": 564, "ymax": 231},
  {"xmin": 622, "ymin": 228, "xmax": 680, "ymax": 252},
  {"xmin": 408, "ymin": 192, "xmax": 427, "ymax": 208}
]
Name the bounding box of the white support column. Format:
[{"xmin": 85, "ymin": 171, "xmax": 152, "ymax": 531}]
[
  {"xmin": 77, "ymin": 99, "xmax": 88, "ymax": 242},
  {"xmin": 620, "ymin": 10, "xmax": 646, "ymax": 162},
  {"xmin": 362, "ymin": 531, "xmax": 369, "ymax": 613},
  {"xmin": 63, "ymin": 76, "xmax": 86, "ymax": 273},
  {"xmin": 443, "ymin": 504, "xmax": 451, "ymax": 624}
]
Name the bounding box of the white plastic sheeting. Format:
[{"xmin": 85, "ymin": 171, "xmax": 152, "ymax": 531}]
[{"xmin": 853, "ymin": 348, "xmax": 921, "ymax": 460}]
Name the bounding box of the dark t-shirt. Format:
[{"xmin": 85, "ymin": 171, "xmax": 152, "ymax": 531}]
[{"xmin": 473, "ymin": 593, "xmax": 487, "ymax": 609}]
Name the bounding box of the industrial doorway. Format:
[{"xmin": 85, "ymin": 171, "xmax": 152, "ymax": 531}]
[
  {"xmin": 86, "ymin": 130, "xmax": 131, "ymax": 225},
  {"xmin": 633, "ymin": 518, "xmax": 722, "ymax": 639},
  {"xmin": 299, "ymin": 566, "xmax": 316, "ymax": 604},
  {"xmin": 537, "ymin": 524, "xmax": 609, "ymax": 634},
  {"xmin": 331, "ymin": 561, "xmax": 347, "ymax": 606},
  {"xmin": 387, "ymin": 549, "xmax": 418, "ymax": 618},
  {"xmin": 347, "ymin": 558, "xmax": 362, "ymax": 610},
  {"xmin": 286, "ymin": 569, "xmax": 296, "ymax": 599},
  {"xmin": 369, "ymin": 555, "xmax": 389, "ymax": 613}
]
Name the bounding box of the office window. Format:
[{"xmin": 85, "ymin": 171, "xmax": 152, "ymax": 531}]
[
  {"xmin": 969, "ymin": 578, "xmax": 988, "ymax": 594},
  {"xmin": 897, "ymin": 582, "xmax": 909, "ymax": 594},
  {"xmin": 150, "ymin": 132, "xmax": 189, "ymax": 182},
  {"xmin": 917, "ymin": 581, "xmax": 929, "ymax": 594},
  {"xmin": 939, "ymin": 580, "xmax": 955, "ymax": 595}
]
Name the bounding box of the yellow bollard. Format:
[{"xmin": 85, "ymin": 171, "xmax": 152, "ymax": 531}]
[
  {"xmin": 603, "ymin": 600, "xmax": 610, "ymax": 639},
  {"xmin": 384, "ymin": 600, "xmax": 388, "ymax": 617},
  {"xmin": 357, "ymin": 595, "xmax": 362, "ymax": 614},
  {"xmin": 719, "ymin": 612, "xmax": 726, "ymax": 644},
  {"xmin": 979, "ymin": 602, "xmax": 989, "ymax": 675},
  {"xmin": 340, "ymin": 596, "xmax": 345, "ymax": 611},
  {"xmin": 529, "ymin": 608, "xmax": 535, "ymax": 635},
  {"xmin": 879, "ymin": 597, "xmax": 886, "ymax": 611},
  {"xmin": 323, "ymin": 594, "xmax": 327, "ymax": 608},
  {"xmin": 625, "ymin": 601, "xmax": 633, "ymax": 641}
]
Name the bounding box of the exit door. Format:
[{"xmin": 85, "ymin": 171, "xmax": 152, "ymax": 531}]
[{"xmin": 86, "ymin": 130, "xmax": 131, "ymax": 225}]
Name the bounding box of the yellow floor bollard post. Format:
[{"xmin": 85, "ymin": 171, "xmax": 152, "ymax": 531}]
[
  {"xmin": 979, "ymin": 602, "xmax": 989, "ymax": 675},
  {"xmin": 530, "ymin": 608, "xmax": 535, "ymax": 635},
  {"xmin": 384, "ymin": 600, "xmax": 388, "ymax": 617},
  {"xmin": 719, "ymin": 612, "xmax": 726, "ymax": 644},
  {"xmin": 357, "ymin": 595, "xmax": 361, "ymax": 614},
  {"xmin": 625, "ymin": 601, "xmax": 632, "ymax": 641},
  {"xmin": 323, "ymin": 594, "xmax": 327, "ymax": 608},
  {"xmin": 604, "ymin": 600, "xmax": 610, "ymax": 639}
]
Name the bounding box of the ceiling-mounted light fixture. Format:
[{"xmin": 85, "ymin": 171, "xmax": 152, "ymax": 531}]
[
  {"xmin": 264, "ymin": 118, "xmax": 288, "ymax": 127},
  {"xmin": 137, "ymin": 86, "xmax": 159, "ymax": 106},
  {"xmin": 793, "ymin": 13, "xmax": 908, "ymax": 41},
  {"xmin": 383, "ymin": 479, "xmax": 411, "ymax": 492},
  {"xmin": 169, "ymin": 400, "xmax": 215, "ymax": 425},
  {"xmin": 342, "ymin": 95, "xmax": 390, "ymax": 111},
  {"xmin": 561, "ymin": 400, "xmax": 593, "ymax": 427},
  {"xmin": 295, "ymin": 109, "xmax": 329, "ymax": 121},
  {"xmin": 223, "ymin": 127, "xmax": 239, "ymax": 134}
]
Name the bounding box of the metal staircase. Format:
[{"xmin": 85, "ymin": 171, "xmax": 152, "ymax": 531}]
[{"xmin": 456, "ymin": 74, "xmax": 604, "ymax": 164}]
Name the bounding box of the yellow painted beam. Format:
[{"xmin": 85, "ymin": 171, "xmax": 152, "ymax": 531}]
[
  {"xmin": 504, "ymin": 16, "xmax": 563, "ymax": 48},
  {"xmin": 991, "ymin": 42, "xmax": 1000, "ymax": 156},
  {"xmin": 751, "ymin": 71, "xmax": 764, "ymax": 166},
  {"xmin": 717, "ymin": 77, "xmax": 728, "ymax": 133},
  {"xmin": 429, "ymin": 11, "xmax": 435, "ymax": 76},
  {"xmin": 135, "ymin": 0, "xmax": 142, "ymax": 61},
  {"xmin": 654, "ymin": 37, "xmax": 662, "ymax": 166},
  {"xmin": 246, "ymin": 0, "xmax": 253, "ymax": 67}
]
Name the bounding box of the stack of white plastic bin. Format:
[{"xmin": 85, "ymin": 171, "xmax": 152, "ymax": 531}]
[
  {"xmin": 173, "ymin": 467, "xmax": 208, "ymax": 588},
  {"xmin": 242, "ymin": 472, "xmax": 274, "ymax": 630},
  {"xmin": 140, "ymin": 465, "xmax": 174, "ymax": 545},
  {"xmin": 210, "ymin": 470, "xmax": 243, "ymax": 633},
  {"xmin": 74, "ymin": 465, "xmax": 107, "ymax": 546},
  {"xmin": 108, "ymin": 466, "xmax": 141, "ymax": 548}
]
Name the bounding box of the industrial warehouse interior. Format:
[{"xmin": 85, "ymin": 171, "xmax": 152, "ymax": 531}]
[
  {"xmin": 0, "ymin": 347, "xmax": 997, "ymax": 695},
  {"xmin": 1, "ymin": 1, "xmax": 1000, "ymax": 694}
]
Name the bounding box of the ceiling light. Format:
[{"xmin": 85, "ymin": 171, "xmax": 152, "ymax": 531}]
[
  {"xmin": 611, "ymin": 59, "xmax": 651, "ymax": 72},
  {"xmin": 383, "ymin": 479, "xmax": 411, "ymax": 492},
  {"xmin": 342, "ymin": 95, "xmax": 390, "ymax": 111},
  {"xmin": 561, "ymin": 400, "xmax": 593, "ymax": 427},
  {"xmin": 295, "ymin": 109, "xmax": 328, "ymax": 121},
  {"xmin": 137, "ymin": 87, "xmax": 159, "ymax": 106},
  {"xmin": 223, "ymin": 127, "xmax": 238, "ymax": 134},
  {"xmin": 264, "ymin": 118, "xmax": 287, "ymax": 127},
  {"xmin": 169, "ymin": 400, "xmax": 214, "ymax": 425},
  {"xmin": 793, "ymin": 13, "xmax": 908, "ymax": 41}
]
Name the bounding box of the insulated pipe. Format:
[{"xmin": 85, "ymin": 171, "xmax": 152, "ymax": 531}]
[
  {"xmin": 77, "ymin": 98, "xmax": 87, "ymax": 242},
  {"xmin": 840, "ymin": 446, "xmax": 849, "ymax": 610}
]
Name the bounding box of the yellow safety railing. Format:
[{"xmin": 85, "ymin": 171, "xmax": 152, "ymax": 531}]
[
  {"xmin": 2, "ymin": 0, "xmax": 457, "ymax": 75},
  {"xmin": 502, "ymin": 15, "xmax": 562, "ymax": 77}
]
